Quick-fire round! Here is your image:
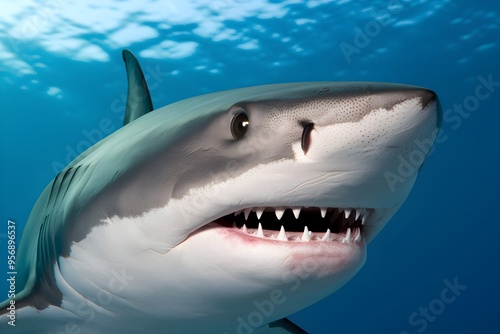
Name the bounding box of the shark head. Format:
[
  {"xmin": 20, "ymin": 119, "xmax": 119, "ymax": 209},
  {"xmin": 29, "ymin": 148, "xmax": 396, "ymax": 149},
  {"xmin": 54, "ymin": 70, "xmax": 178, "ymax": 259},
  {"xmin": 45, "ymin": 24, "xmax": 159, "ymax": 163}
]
[{"xmin": 2, "ymin": 51, "xmax": 441, "ymax": 333}]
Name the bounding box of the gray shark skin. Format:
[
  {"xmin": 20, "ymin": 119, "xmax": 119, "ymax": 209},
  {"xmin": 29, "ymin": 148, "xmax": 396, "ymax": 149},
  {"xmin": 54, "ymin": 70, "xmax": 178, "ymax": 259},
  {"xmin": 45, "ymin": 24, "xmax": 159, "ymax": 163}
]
[{"xmin": 1, "ymin": 50, "xmax": 441, "ymax": 334}]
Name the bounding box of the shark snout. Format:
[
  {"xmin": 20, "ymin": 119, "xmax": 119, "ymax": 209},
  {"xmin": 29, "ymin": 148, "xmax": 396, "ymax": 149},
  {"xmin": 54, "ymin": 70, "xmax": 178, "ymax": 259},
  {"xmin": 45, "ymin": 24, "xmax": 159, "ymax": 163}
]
[
  {"xmin": 401, "ymin": 86, "xmax": 441, "ymax": 126},
  {"xmin": 410, "ymin": 87, "xmax": 442, "ymax": 165},
  {"xmin": 422, "ymin": 88, "xmax": 442, "ymax": 127},
  {"xmin": 418, "ymin": 88, "xmax": 438, "ymax": 108}
]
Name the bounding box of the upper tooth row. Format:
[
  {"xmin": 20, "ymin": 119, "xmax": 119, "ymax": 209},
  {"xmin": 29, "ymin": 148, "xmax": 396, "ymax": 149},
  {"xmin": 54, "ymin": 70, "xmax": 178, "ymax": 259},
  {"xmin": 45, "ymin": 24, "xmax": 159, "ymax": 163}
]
[{"xmin": 237, "ymin": 207, "xmax": 368, "ymax": 224}]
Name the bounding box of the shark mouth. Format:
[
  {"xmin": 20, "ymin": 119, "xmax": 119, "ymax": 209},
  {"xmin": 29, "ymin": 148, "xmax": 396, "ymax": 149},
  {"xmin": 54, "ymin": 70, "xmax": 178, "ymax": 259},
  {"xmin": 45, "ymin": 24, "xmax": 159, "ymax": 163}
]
[{"xmin": 214, "ymin": 207, "xmax": 371, "ymax": 244}]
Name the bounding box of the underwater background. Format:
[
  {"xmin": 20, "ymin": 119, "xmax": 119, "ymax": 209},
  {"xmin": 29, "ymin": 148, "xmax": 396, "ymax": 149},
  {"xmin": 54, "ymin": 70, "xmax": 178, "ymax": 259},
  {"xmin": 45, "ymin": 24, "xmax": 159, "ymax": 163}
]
[{"xmin": 1, "ymin": 0, "xmax": 499, "ymax": 333}]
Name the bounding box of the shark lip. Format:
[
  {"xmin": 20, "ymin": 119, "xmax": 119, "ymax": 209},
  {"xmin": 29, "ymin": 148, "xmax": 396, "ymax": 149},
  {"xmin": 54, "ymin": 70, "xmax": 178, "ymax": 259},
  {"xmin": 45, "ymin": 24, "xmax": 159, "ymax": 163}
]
[{"xmin": 212, "ymin": 207, "xmax": 371, "ymax": 244}]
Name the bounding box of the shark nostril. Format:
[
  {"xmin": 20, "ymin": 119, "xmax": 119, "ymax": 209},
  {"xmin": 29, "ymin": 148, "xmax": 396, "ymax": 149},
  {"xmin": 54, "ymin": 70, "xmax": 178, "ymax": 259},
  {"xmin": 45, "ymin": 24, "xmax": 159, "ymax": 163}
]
[{"xmin": 301, "ymin": 122, "xmax": 315, "ymax": 154}]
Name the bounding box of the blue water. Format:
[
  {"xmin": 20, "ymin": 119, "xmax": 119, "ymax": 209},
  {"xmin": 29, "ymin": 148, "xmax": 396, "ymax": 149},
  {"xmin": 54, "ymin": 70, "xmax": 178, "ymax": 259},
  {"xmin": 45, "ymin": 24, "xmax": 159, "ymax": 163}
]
[{"xmin": 1, "ymin": 1, "xmax": 499, "ymax": 333}]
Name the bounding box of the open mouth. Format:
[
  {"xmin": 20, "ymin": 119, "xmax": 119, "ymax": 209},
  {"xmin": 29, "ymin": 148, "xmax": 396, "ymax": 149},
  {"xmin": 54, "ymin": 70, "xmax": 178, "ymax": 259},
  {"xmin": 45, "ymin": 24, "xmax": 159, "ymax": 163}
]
[{"xmin": 214, "ymin": 207, "xmax": 371, "ymax": 244}]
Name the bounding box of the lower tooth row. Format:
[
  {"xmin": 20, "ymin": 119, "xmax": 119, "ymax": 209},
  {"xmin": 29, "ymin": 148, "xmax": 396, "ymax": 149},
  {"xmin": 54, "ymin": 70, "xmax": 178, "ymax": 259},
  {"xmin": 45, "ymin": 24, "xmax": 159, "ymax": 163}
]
[
  {"xmin": 341, "ymin": 227, "xmax": 362, "ymax": 243},
  {"xmin": 237, "ymin": 223, "xmax": 362, "ymax": 244}
]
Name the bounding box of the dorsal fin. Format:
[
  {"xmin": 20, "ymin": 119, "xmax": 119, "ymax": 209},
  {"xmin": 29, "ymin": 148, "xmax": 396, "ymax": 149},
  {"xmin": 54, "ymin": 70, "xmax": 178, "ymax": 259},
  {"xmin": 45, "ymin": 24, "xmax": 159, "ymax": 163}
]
[{"xmin": 122, "ymin": 49, "xmax": 154, "ymax": 125}]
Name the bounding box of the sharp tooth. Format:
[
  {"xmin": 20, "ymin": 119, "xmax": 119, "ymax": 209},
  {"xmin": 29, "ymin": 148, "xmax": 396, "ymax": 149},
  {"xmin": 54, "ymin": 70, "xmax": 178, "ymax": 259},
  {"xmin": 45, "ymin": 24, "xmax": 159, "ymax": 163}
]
[
  {"xmin": 244, "ymin": 208, "xmax": 252, "ymax": 220},
  {"xmin": 320, "ymin": 208, "xmax": 327, "ymax": 218},
  {"xmin": 354, "ymin": 227, "xmax": 362, "ymax": 243},
  {"xmin": 256, "ymin": 223, "xmax": 264, "ymax": 237},
  {"xmin": 358, "ymin": 209, "xmax": 365, "ymax": 223},
  {"xmin": 292, "ymin": 208, "xmax": 301, "ymax": 219},
  {"xmin": 301, "ymin": 226, "xmax": 310, "ymax": 241},
  {"xmin": 275, "ymin": 208, "xmax": 285, "ymax": 220},
  {"xmin": 256, "ymin": 208, "xmax": 264, "ymax": 219},
  {"xmin": 355, "ymin": 209, "xmax": 361, "ymax": 220},
  {"xmin": 342, "ymin": 227, "xmax": 352, "ymax": 243},
  {"xmin": 321, "ymin": 229, "xmax": 331, "ymax": 241},
  {"xmin": 277, "ymin": 226, "xmax": 287, "ymax": 241},
  {"xmin": 344, "ymin": 208, "xmax": 351, "ymax": 219},
  {"xmin": 362, "ymin": 211, "xmax": 369, "ymax": 225},
  {"xmin": 242, "ymin": 224, "xmax": 248, "ymax": 234}
]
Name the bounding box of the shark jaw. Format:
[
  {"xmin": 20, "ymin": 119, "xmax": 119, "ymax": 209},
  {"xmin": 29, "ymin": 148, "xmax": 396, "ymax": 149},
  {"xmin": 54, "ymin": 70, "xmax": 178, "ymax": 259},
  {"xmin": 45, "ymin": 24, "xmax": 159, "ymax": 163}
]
[
  {"xmin": 188, "ymin": 206, "xmax": 370, "ymax": 275},
  {"xmin": 216, "ymin": 206, "xmax": 369, "ymax": 243},
  {"xmin": 158, "ymin": 210, "xmax": 369, "ymax": 332},
  {"xmin": 180, "ymin": 205, "xmax": 378, "ymax": 282}
]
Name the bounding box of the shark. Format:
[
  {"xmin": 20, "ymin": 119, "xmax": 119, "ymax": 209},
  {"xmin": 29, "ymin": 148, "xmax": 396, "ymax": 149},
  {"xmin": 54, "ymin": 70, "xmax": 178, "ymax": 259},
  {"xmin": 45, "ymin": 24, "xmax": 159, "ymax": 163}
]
[{"xmin": 1, "ymin": 50, "xmax": 441, "ymax": 334}]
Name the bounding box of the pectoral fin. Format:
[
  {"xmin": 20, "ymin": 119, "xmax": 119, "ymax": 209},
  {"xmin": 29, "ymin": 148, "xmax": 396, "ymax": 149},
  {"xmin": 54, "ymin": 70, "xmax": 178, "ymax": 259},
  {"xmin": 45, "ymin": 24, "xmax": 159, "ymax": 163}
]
[{"xmin": 254, "ymin": 318, "xmax": 308, "ymax": 334}]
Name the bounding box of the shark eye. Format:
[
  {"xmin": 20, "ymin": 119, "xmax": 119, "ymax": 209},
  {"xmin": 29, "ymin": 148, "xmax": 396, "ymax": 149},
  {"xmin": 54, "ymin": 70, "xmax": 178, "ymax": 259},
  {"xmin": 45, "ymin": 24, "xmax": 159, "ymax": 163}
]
[{"xmin": 231, "ymin": 112, "xmax": 249, "ymax": 140}]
